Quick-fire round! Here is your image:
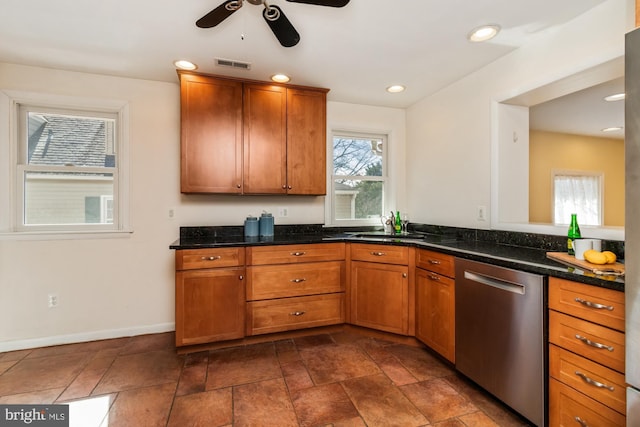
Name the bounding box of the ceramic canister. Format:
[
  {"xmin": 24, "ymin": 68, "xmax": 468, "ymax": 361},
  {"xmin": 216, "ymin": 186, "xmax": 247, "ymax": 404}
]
[
  {"xmin": 244, "ymin": 216, "xmax": 259, "ymax": 238},
  {"xmin": 259, "ymin": 212, "xmax": 274, "ymax": 236}
]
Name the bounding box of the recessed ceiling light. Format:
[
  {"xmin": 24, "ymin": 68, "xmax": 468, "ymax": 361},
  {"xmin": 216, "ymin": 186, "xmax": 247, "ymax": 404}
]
[
  {"xmin": 604, "ymin": 93, "xmax": 625, "ymax": 102},
  {"xmin": 602, "ymin": 126, "xmax": 624, "ymax": 132},
  {"xmin": 386, "ymin": 85, "xmax": 406, "ymax": 93},
  {"xmin": 467, "ymin": 25, "xmax": 501, "ymax": 42},
  {"xmin": 174, "ymin": 60, "xmax": 197, "ymax": 71},
  {"xmin": 271, "ymin": 74, "xmax": 290, "ymax": 83}
]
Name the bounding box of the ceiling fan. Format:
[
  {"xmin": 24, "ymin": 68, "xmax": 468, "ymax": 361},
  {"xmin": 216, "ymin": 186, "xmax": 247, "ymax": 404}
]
[{"xmin": 196, "ymin": 0, "xmax": 350, "ymax": 48}]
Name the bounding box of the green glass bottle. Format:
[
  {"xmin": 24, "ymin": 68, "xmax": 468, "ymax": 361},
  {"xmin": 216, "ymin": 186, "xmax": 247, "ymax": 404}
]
[
  {"xmin": 395, "ymin": 211, "xmax": 402, "ymax": 234},
  {"xmin": 567, "ymin": 213, "xmax": 581, "ymax": 255}
]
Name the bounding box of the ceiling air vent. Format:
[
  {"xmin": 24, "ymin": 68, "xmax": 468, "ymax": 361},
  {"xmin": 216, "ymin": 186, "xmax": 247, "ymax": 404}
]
[{"xmin": 215, "ymin": 58, "xmax": 251, "ymax": 70}]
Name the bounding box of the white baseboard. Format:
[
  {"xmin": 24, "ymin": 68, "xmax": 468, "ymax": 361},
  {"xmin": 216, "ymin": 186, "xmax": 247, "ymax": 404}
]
[{"xmin": 0, "ymin": 322, "xmax": 176, "ymax": 353}]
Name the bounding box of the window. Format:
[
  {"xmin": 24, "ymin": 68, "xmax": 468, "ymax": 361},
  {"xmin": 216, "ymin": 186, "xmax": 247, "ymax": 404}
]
[
  {"xmin": 12, "ymin": 102, "xmax": 126, "ymax": 232},
  {"xmin": 553, "ymin": 171, "xmax": 602, "ymax": 226},
  {"xmin": 330, "ymin": 131, "xmax": 387, "ymax": 225}
]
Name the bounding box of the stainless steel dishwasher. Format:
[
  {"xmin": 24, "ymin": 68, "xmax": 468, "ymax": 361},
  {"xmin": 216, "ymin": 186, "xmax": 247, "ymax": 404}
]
[{"xmin": 455, "ymin": 258, "xmax": 546, "ymax": 427}]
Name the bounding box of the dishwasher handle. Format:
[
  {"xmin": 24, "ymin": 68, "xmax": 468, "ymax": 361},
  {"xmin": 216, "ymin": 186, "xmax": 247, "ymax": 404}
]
[{"xmin": 463, "ymin": 270, "xmax": 526, "ymax": 295}]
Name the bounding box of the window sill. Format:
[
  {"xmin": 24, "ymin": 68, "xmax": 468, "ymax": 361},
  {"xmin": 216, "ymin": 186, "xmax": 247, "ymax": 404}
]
[{"xmin": 0, "ymin": 229, "xmax": 134, "ymax": 241}]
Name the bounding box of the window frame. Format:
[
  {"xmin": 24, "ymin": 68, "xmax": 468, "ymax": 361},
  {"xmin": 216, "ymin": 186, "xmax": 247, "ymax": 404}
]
[
  {"xmin": 327, "ymin": 130, "xmax": 389, "ymax": 227},
  {"xmin": 0, "ymin": 90, "xmax": 130, "ymax": 237}
]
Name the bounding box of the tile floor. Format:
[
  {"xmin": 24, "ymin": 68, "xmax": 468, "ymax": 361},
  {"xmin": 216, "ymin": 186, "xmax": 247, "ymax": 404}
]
[{"xmin": 0, "ymin": 330, "xmax": 533, "ymax": 426}]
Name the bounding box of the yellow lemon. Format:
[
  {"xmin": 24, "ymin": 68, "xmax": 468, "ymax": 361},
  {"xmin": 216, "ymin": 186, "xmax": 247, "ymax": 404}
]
[
  {"xmin": 584, "ymin": 249, "xmax": 608, "ymax": 265},
  {"xmin": 602, "ymin": 251, "xmax": 617, "ymax": 264}
]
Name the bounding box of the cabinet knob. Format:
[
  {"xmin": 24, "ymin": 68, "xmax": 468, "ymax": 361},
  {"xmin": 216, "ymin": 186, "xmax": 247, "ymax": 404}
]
[
  {"xmin": 287, "ymin": 185, "xmax": 292, "ymax": 190},
  {"xmin": 289, "ymin": 311, "xmax": 306, "ymax": 316},
  {"xmin": 402, "ymin": 273, "xmax": 407, "ymax": 278},
  {"xmin": 282, "ymin": 185, "xmax": 287, "ymax": 189},
  {"xmin": 239, "ymin": 275, "xmax": 244, "ymax": 280},
  {"xmin": 237, "ymin": 184, "xmax": 242, "ymax": 189}
]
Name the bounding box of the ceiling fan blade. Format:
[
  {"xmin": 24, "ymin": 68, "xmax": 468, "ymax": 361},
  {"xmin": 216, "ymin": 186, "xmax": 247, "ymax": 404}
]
[
  {"xmin": 196, "ymin": 0, "xmax": 241, "ymax": 28},
  {"xmin": 263, "ymin": 5, "xmax": 300, "ymax": 47},
  {"xmin": 285, "ymin": 0, "xmax": 350, "ymax": 7}
]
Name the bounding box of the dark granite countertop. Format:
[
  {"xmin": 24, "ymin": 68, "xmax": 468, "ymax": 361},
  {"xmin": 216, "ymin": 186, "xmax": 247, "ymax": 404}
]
[{"xmin": 170, "ymin": 225, "xmax": 624, "ymax": 292}]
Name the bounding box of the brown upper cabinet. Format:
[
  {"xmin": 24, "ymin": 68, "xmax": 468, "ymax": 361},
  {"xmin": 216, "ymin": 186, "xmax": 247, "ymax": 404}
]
[{"xmin": 179, "ymin": 71, "xmax": 328, "ymax": 195}]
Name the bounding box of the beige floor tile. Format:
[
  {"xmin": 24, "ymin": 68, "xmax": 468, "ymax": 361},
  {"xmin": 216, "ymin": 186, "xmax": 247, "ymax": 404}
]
[
  {"xmin": 291, "ymin": 382, "xmax": 359, "ymax": 427},
  {"xmin": 300, "ymin": 343, "xmax": 380, "ymax": 385},
  {"xmin": 101, "ymin": 383, "xmax": 175, "ymax": 427},
  {"xmin": 402, "ymin": 377, "xmax": 478, "ymax": 422}
]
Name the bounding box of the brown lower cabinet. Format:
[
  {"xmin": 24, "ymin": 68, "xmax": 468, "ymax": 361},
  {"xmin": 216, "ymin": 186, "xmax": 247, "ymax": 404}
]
[
  {"xmin": 175, "ymin": 248, "xmax": 246, "ymax": 346},
  {"xmin": 349, "ymin": 243, "xmax": 413, "ymax": 335},
  {"xmin": 548, "ymin": 277, "xmax": 626, "ymax": 425}
]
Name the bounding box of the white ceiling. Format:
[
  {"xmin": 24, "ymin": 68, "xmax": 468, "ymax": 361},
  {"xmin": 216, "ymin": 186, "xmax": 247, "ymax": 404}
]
[{"xmin": 1, "ymin": 0, "xmax": 608, "ymax": 109}]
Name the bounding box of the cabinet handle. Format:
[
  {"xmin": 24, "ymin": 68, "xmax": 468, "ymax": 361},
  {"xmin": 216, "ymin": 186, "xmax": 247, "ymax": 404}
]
[
  {"xmin": 574, "ymin": 416, "xmax": 588, "ymax": 427},
  {"xmin": 290, "ymin": 278, "xmax": 306, "ymax": 283},
  {"xmin": 201, "ymin": 256, "xmax": 221, "ymax": 261},
  {"xmin": 428, "ymin": 274, "xmax": 440, "ymax": 281},
  {"xmin": 574, "ymin": 334, "xmax": 614, "ymax": 352},
  {"xmin": 289, "ymin": 311, "xmax": 306, "ymax": 316},
  {"xmin": 239, "ymin": 275, "xmax": 244, "ymax": 280},
  {"xmin": 574, "ymin": 297, "xmax": 614, "ymax": 311},
  {"xmin": 574, "ymin": 371, "xmax": 615, "ymax": 391},
  {"xmin": 428, "ymin": 259, "xmax": 441, "ymax": 265},
  {"xmin": 370, "ymin": 252, "xmax": 386, "ymax": 256},
  {"xmin": 291, "ymin": 251, "xmax": 306, "ymax": 256}
]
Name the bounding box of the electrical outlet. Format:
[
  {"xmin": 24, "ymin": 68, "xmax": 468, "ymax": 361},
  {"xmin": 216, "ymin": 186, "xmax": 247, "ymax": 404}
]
[
  {"xmin": 277, "ymin": 207, "xmax": 288, "ymax": 217},
  {"xmin": 477, "ymin": 205, "xmax": 487, "ymax": 221},
  {"xmin": 48, "ymin": 294, "xmax": 58, "ymax": 308},
  {"xmin": 168, "ymin": 208, "xmax": 176, "ymax": 220}
]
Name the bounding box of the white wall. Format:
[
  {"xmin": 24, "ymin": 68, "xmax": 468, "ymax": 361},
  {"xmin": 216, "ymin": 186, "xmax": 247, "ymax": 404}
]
[
  {"xmin": 405, "ymin": 0, "xmax": 632, "ymax": 229},
  {"xmin": 0, "ymin": 63, "xmax": 406, "ymax": 350}
]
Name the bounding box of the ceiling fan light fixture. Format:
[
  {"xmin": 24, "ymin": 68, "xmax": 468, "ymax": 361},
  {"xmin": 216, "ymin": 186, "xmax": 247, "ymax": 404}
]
[
  {"xmin": 604, "ymin": 93, "xmax": 626, "ymax": 102},
  {"xmin": 271, "ymin": 73, "xmax": 291, "ymax": 83},
  {"xmin": 468, "ymin": 24, "xmax": 500, "ymax": 42},
  {"xmin": 174, "ymin": 60, "xmax": 198, "ymax": 70},
  {"xmin": 386, "ymin": 85, "xmax": 405, "ymax": 93}
]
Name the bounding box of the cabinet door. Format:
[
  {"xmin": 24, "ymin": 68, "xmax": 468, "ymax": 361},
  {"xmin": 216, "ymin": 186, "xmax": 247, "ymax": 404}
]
[
  {"xmin": 243, "ymin": 83, "xmax": 287, "ymax": 194},
  {"xmin": 175, "ymin": 267, "xmax": 245, "ymax": 346},
  {"xmin": 180, "ymin": 74, "xmax": 243, "ymax": 193},
  {"xmin": 350, "ymin": 261, "xmax": 408, "ymax": 335},
  {"xmin": 415, "ymin": 268, "xmax": 455, "ymax": 363},
  {"xmin": 286, "ymin": 88, "xmax": 327, "ymax": 195}
]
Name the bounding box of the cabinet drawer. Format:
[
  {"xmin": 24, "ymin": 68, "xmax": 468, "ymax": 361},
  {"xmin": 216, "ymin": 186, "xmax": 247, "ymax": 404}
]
[
  {"xmin": 350, "ymin": 243, "xmax": 409, "ymax": 265},
  {"xmin": 247, "ymin": 293, "xmax": 344, "ymax": 335},
  {"xmin": 247, "ymin": 261, "xmax": 344, "ymax": 300},
  {"xmin": 247, "ymin": 243, "xmax": 345, "ymax": 265},
  {"xmin": 549, "ymin": 311, "xmax": 625, "ymax": 373},
  {"xmin": 549, "ymin": 344, "xmax": 626, "ymax": 414},
  {"xmin": 415, "ymin": 249, "xmax": 455, "ymax": 277},
  {"xmin": 176, "ymin": 247, "xmax": 245, "ymax": 270},
  {"xmin": 549, "ymin": 378, "xmax": 626, "ymax": 426},
  {"xmin": 549, "ymin": 277, "xmax": 624, "ymax": 332}
]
